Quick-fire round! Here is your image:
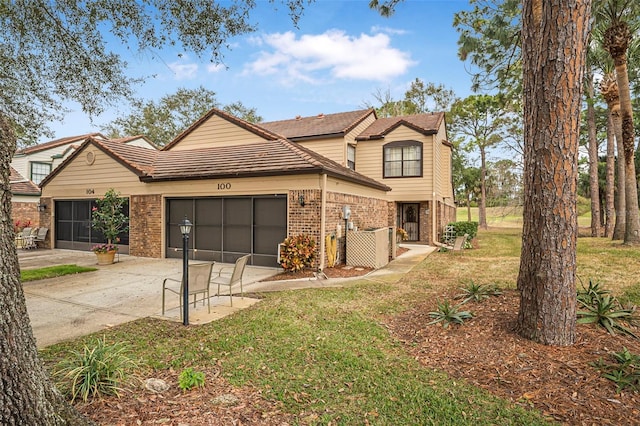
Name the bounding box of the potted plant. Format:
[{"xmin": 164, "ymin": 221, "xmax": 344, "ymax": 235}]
[{"xmin": 91, "ymin": 188, "xmax": 128, "ymax": 265}]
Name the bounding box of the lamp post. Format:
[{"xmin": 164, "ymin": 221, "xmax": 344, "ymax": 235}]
[{"xmin": 180, "ymin": 216, "xmax": 192, "ymax": 326}]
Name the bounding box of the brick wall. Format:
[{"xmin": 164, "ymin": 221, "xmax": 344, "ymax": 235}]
[
  {"xmin": 11, "ymin": 201, "xmax": 39, "ymax": 229},
  {"xmin": 418, "ymin": 201, "xmax": 432, "ymax": 244},
  {"xmin": 38, "ymin": 197, "xmax": 52, "ymax": 248},
  {"xmin": 287, "ymin": 190, "xmax": 391, "ymax": 268},
  {"xmin": 129, "ymin": 194, "xmax": 162, "ymax": 258}
]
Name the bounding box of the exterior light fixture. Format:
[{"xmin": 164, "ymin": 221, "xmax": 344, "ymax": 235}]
[
  {"xmin": 180, "ymin": 216, "xmax": 192, "ymax": 325},
  {"xmin": 37, "ymin": 203, "xmax": 47, "ymax": 212},
  {"xmin": 298, "ymin": 194, "xmax": 306, "ymax": 207}
]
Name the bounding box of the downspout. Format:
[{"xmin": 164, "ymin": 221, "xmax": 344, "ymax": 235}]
[
  {"xmin": 432, "ymin": 133, "xmax": 438, "ymax": 245},
  {"xmin": 319, "ymin": 173, "xmax": 328, "ymax": 272}
]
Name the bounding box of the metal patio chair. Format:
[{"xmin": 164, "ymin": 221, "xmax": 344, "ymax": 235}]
[
  {"xmin": 162, "ymin": 262, "xmax": 214, "ymax": 319},
  {"xmin": 212, "ymin": 254, "xmax": 250, "ymax": 306}
]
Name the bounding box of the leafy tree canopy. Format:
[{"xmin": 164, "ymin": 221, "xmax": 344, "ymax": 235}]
[{"xmin": 102, "ymin": 87, "xmax": 262, "ymax": 146}]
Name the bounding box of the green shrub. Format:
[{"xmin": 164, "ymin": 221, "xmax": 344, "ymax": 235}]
[
  {"xmin": 447, "ymin": 221, "xmax": 479, "ymax": 239},
  {"xmin": 279, "ymin": 234, "xmax": 316, "ymax": 272},
  {"xmin": 54, "ymin": 336, "xmax": 135, "ymax": 402},
  {"xmin": 178, "ymin": 367, "xmax": 206, "ymax": 391},
  {"xmin": 428, "ymin": 300, "xmax": 474, "ymax": 328}
]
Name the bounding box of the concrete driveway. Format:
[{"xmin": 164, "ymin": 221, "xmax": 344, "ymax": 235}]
[{"xmin": 19, "ymin": 249, "xmax": 279, "ymax": 348}]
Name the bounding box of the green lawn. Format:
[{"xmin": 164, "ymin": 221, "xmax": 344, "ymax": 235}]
[
  {"xmin": 21, "ymin": 264, "xmax": 97, "ymax": 282},
  {"xmin": 457, "ymin": 206, "xmax": 592, "ymax": 228},
  {"xmin": 40, "ymin": 227, "xmax": 640, "ymax": 424}
]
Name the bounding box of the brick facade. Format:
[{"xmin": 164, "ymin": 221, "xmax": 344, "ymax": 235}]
[
  {"xmin": 129, "ymin": 194, "xmax": 163, "ymax": 258},
  {"xmin": 38, "ymin": 197, "xmax": 52, "ymax": 248},
  {"xmin": 11, "ymin": 201, "xmax": 39, "ymax": 229},
  {"xmin": 288, "ymin": 189, "xmax": 392, "ymax": 268}
]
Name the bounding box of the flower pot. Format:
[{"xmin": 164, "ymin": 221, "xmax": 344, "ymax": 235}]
[{"xmin": 95, "ymin": 250, "xmax": 117, "ymax": 265}]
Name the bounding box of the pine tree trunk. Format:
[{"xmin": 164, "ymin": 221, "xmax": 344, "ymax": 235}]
[
  {"xmin": 605, "ymin": 112, "xmax": 616, "ymax": 238},
  {"xmin": 586, "ymin": 79, "xmax": 601, "ymax": 237},
  {"xmin": 0, "ymin": 114, "xmax": 91, "ymax": 425},
  {"xmin": 479, "ymin": 147, "xmax": 488, "ymax": 229},
  {"xmin": 517, "ymin": 0, "xmax": 590, "ymax": 346},
  {"xmin": 610, "ymin": 103, "xmax": 626, "ymax": 240}
]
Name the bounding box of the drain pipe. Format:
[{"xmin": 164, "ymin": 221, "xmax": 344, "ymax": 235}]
[{"xmin": 319, "ymin": 173, "xmax": 328, "ymax": 273}]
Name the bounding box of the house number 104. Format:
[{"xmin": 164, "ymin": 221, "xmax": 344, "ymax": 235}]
[{"xmin": 217, "ymin": 183, "xmax": 231, "ymax": 190}]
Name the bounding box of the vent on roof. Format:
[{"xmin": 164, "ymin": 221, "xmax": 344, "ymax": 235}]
[
  {"xmin": 317, "ymin": 113, "xmax": 324, "ymax": 119},
  {"xmin": 295, "ymin": 115, "xmax": 301, "ymax": 120}
]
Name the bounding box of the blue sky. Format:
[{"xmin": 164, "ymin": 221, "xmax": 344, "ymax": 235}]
[{"xmin": 48, "ymin": 0, "xmax": 475, "ymax": 141}]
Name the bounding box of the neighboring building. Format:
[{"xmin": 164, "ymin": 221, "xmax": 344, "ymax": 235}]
[
  {"xmin": 40, "ymin": 108, "xmax": 455, "ymax": 268},
  {"xmin": 10, "ymin": 167, "xmax": 41, "ymax": 228}
]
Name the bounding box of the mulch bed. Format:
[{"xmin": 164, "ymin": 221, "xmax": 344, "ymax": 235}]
[{"xmin": 385, "ymin": 289, "xmax": 640, "ymax": 425}]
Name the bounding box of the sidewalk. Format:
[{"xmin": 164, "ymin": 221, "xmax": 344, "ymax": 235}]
[{"xmin": 19, "ymin": 245, "xmax": 434, "ymax": 348}]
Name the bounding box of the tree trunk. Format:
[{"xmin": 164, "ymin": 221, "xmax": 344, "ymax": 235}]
[
  {"xmin": 466, "ymin": 192, "xmax": 472, "ymax": 222},
  {"xmin": 614, "ymin": 61, "xmax": 640, "ymax": 243},
  {"xmin": 479, "ymin": 147, "xmax": 488, "ymax": 229},
  {"xmin": 605, "ymin": 112, "xmax": 616, "ymax": 238},
  {"xmin": 607, "ymin": 97, "xmax": 626, "ymax": 240},
  {"xmin": 586, "ymin": 78, "xmax": 601, "ymax": 237},
  {"xmin": 0, "ymin": 114, "xmax": 91, "ymax": 425},
  {"xmin": 517, "ymin": 0, "xmax": 590, "ymax": 346}
]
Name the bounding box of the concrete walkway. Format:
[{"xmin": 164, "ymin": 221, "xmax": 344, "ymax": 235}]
[{"xmin": 19, "ymin": 245, "xmax": 434, "ymax": 348}]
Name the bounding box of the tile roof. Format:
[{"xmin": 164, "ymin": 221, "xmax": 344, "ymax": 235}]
[
  {"xmin": 16, "ymin": 133, "xmax": 106, "ymax": 155},
  {"xmin": 356, "ymin": 112, "xmax": 445, "ymax": 141},
  {"xmin": 10, "ymin": 167, "xmax": 40, "ymax": 195},
  {"xmin": 162, "ymin": 108, "xmax": 282, "ymax": 151},
  {"xmin": 260, "ymin": 109, "xmax": 375, "ymax": 140},
  {"xmin": 145, "ymin": 139, "xmax": 390, "ymax": 191},
  {"xmin": 41, "ymin": 137, "xmax": 390, "ymax": 192}
]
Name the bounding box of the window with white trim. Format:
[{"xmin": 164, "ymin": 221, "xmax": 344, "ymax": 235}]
[
  {"xmin": 383, "ymin": 141, "xmax": 422, "ymax": 178},
  {"xmin": 30, "ymin": 162, "xmax": 52, "ymax": 185},
  {"xmin": 347, "ymin": 144, "xmax": 356, "ymax": 170}
]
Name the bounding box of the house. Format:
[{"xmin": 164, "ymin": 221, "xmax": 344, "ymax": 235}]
[
  {"xmin": 10, "ymin": 167, "xmax": 41, "ymax": 228},
  {"xmin": 10, "ymin": 133, "xmax": 157, "ymax": 226},
  {"xmin": 39, "ymin": 108, "xmax": 455, "ymax": 268}
]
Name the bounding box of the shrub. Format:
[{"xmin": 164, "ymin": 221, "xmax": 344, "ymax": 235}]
[
  {"xmin": 178, "ymin": 367, "xmax": 206, "ymax": 391},
  {"xmin": 428, "ymin": 300, "xmax": 473, "ymax": 328},
  {"xmin": 447, "ymin": 221, "xmax": 479, "ymax": 239},
  {"xmin": 279, "ymin": 234, "xmax": 316, "ymax": 272},
  {"xmin": 54, "ymin": 336, "xmax": 136, "ymax": 402}
]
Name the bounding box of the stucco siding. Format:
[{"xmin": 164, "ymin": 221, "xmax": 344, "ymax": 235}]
[{"xmin": 168, "ymin": 115, "xmax": 269, "ymax": 151}]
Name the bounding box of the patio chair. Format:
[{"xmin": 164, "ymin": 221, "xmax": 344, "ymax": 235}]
[
  {"xmin": 162, "ymin": 262, "xmax": 214, "ymax": 319},
  {"xmin": 212, "ymin": 254, "xmax": 250, "ymax": 306},
  {"xmin": 15, "ymin": 227, "xmax": 32, "ymax": 249},
  {"xmin": 33, "ymin": 227, "xmax": 49, "ymax": 248}
]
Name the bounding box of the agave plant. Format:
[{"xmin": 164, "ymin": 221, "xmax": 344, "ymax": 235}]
[
  {"xmin": 428, "ymin": 300, "xmax": 473, "ymax": 328},
  {"xmin": 455, "ymin": 280, "xmax": 503, "ymax": 304},
  {"xmin": 577, "ymin": 292, "xmax": 638, "ymax": 338}
]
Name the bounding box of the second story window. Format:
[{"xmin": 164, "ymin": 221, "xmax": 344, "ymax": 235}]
[
  {"xmin": 347, "ymin": 144, "xmax": 356, "ymax": 170},
  {"xmin": 30, "ymin": 162, "xmax": 52, "ymax": 185},
  {"xmin": 383, "ymin": 141, "xmax": 422, "ymax": 178}
]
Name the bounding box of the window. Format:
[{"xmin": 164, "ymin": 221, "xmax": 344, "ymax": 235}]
[
  {"xmin": 347, "ymin": 144, "xmax": 356, "ymax": 170},
  {"xmin": 383, "ymin": 141, "xmax": 422, "ymax": 178},
  {"xmin": 30, "ymin": 162, "xmax": 52, "ymax": 185}
]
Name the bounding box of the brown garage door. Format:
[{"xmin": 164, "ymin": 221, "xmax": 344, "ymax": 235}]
[{"xmin": 166, "ymin": 196, "xmax": 287, "ymax": 267}]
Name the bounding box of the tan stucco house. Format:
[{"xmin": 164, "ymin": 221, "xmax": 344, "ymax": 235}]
[{"xmin": 39, "ymin": 108, "xmax": 455, "ymax": 268}]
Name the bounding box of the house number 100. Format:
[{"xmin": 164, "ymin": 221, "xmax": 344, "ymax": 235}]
[{"xmin": 217, "ymin": 183, "xmax": 231, "ymax": 190}]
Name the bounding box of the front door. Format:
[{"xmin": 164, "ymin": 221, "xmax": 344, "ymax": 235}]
[{"xmin": 400, "ymin": 203, "xmax": 419, "ymax": 241}]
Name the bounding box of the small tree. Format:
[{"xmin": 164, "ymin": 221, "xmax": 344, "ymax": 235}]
[{"xmin": 92, "ymin": 189, "xmax": 129, "ymax": 248}]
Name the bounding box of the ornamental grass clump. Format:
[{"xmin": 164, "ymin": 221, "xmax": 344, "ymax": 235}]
[
  {"xmin": 279, "ymin": 234, "xmax": 316, "ymax": 272},
  {"xmin": 53, "ymin": 336, "xmax": 136, "ymax": 402}
]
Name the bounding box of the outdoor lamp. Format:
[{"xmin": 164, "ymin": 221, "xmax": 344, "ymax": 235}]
[{"xmin": 180, "ymin": 216, "xmax": 192, "ymax": 325}]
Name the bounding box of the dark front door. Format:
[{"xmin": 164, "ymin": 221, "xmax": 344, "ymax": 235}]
[
  {"xmin": 399, "ymin": 203, "xmax": 419, "ymax": 241},
  {"xmin": 166, "ymin": 196, "xmax": 287, "ymax": 267}
]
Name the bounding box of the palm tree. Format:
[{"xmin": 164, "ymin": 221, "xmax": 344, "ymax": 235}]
[{"xmin": 599, "ymin": 0, "xmax": 640, "ymax": 244}]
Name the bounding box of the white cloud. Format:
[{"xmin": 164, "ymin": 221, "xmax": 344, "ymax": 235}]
[
  {"xmin": 370, "ymin": 25, "xmax": 408, "ymax": 36},
  {"xmin": 243, "ymin": 29, "xmax": 414, "ymax": 83},
  {"xmin": 207, "ymin": 63, "xmax": 226, "ymax": 73},
  {"xmin": 168, "ymin": 61, "xmax": 199, "ymax": 80}
]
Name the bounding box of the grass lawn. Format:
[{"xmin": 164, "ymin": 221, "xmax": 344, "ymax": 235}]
[
  {"xmin": 39, "ymin": 227, "xmax": 640, "ymax": 424},
  {"xmin": 21, "ymin": 264, "xmax": 97, "ymax": 282}
]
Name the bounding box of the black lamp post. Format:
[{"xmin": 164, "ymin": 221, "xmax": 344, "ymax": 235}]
[{"xmin": 180, "ymin": 216, "xmax": 192, "ymax": 325}]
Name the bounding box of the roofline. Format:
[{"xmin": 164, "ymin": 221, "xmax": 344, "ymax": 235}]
[
  {"xmin": 11, "ymin": 190, "xmax": 41, "ymax": 196},
  {"xmin": 162, "ymin": 108, "xmax": 282, "ymax": 151},
  {"xmin": 288, "ymin": 132, "xmax": 346, "ymax": 142},
  {"xmin": 17, "ymin": 133, "xmax": 106, "ymax": 155}
]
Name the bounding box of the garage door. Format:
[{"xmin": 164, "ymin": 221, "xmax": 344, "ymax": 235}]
[
  {"xmin": 55, "ymin": 200, "xmax": 130, "ymax": 253},
  {"xmin": 166, "ymin": 196, "xmax": 287, "ymax": 267}
]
